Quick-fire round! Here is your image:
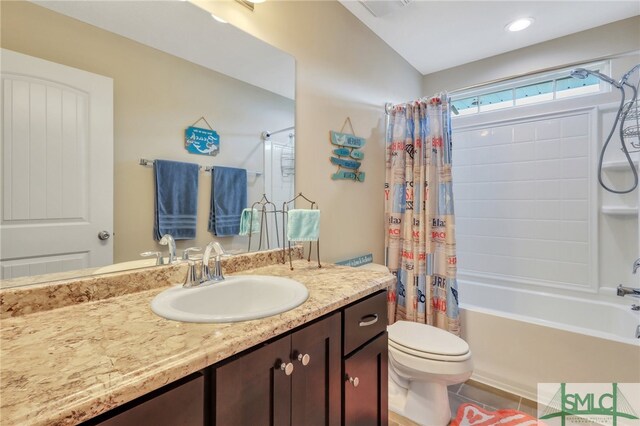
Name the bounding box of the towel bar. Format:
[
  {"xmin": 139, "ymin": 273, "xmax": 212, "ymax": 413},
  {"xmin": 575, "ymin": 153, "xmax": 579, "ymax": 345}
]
[{"xmin": 139, "ymin": 158, "xmax": 262, "ymax": 176}]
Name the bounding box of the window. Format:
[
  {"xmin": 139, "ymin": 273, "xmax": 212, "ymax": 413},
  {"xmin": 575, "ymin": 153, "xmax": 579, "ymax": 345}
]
[{"xmin": 451, "ymin": 61, "xmax": 609, "ymax": 116}]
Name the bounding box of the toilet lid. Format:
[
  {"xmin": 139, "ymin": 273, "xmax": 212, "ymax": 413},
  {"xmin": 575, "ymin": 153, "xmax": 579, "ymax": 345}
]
[{"xmin": 388, "ymin": 321, "xmax": 469, "ymax": 357}]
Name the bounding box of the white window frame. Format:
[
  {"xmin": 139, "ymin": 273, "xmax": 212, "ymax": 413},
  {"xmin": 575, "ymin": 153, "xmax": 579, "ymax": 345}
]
[{"xmin": 451, "ymin": 61, "xmax": 611, "ymax": 117}]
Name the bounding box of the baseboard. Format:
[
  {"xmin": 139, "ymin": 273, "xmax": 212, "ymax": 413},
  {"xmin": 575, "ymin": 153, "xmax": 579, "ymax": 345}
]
[{"xmin": 469, "ymin": 372, "xmax": 538, "ymax": 403}]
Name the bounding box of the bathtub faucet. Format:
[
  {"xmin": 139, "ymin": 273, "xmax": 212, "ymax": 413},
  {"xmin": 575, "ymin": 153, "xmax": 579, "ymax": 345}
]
[
  {"xmin": 617, "ymin": 284, "xmax": 640, "ymax": 298},
  {"xmin": 633, "ymin": 258, "xmax": 640, "ymax": 274}
]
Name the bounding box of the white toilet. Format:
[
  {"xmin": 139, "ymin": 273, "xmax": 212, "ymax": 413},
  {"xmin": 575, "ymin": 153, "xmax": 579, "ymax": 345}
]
[{"xmin": 387, "ymin": 321, "xmax": 473, "ymax": 426}]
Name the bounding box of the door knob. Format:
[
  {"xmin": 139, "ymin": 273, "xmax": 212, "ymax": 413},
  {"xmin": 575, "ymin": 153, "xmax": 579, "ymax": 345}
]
[
  {"xmin": 297, "ymin": 353, "xmax": 311, "ymax": 366},
  {"xmin": 347, "ymin": 376, "xmax": 359, "ymax": 387},
  {"xmin": 98, "ymin": 231, "xmax": 111, "ymax": 240},
  {"xmin": 280, "ymin": 362, "xmax": 294, "ymax": 376}
]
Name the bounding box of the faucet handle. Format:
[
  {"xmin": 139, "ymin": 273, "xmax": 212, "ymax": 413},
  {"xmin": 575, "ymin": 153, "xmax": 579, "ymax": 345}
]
[
  {"xmin": 141, "ymin": 251, "xmax": 164, "ymax": 265},
  {"xmin": 182, "ymin": 247, "xmax": 202, "ymax": 261},
  {"xmin": 183, "ymin": 260, "xmax": 200, "ymax": 288}
]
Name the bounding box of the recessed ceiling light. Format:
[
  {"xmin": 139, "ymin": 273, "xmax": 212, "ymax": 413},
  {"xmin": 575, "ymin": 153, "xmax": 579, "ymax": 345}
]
[
  {"xmin": 506, "ymin": 18, "xmax": 534, "ymax": 32},
  {"xmin": 247, "ymin": 0, "xmax": 266, "ymax": 3},
  {"xmin": 211, "ymin": 13, "xmax": 227, "ymax": 23}
]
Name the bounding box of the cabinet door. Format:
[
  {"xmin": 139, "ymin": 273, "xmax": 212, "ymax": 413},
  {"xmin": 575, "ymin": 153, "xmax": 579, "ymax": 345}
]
[
  {"xmin": 91, "ymin": 373, "xmax": 204, "ymax": 426},
  {"xmin": 214, "ymin": 337, "xmax": 291, "ymax": 426},
  {"xmin": 344, "ymin": 332, "xmax": 388, "ymax": 426},
  {"xmin": 291, "ymin": 313, "xmax": 341, "ymax": 426}
]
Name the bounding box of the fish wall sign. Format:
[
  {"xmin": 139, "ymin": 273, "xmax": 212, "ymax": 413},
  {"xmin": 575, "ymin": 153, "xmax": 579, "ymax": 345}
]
[
  {"xmin": 185, "ymin": 125, "xmax": 219, "ymax": 156},
  {"xmin": 330, "ymin": 130, "xmax": 366, "ymax": 182}
]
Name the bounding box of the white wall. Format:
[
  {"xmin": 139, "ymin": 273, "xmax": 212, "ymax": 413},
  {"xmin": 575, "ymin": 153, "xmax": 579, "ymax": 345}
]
[{"xmin": 422, "ymin": 16, "xmax": 640, "ymax": 95}]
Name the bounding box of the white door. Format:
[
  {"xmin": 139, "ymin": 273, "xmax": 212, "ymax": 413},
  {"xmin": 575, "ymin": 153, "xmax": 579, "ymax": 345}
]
[{"xmin": 0, "ymin": 49, "xmax": 113, "ymax": 279}]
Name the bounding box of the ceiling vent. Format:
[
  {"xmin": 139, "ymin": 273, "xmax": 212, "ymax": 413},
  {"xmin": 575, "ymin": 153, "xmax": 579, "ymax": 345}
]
[{"xmin": 358, "ymin": 0, "xmax": 413, "ymax": 18}]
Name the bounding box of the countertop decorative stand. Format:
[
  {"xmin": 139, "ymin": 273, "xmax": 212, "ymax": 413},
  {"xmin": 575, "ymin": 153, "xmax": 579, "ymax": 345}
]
[{"xmin": 247, "ymin": 194, "xmax": 281, "ymax": 252}]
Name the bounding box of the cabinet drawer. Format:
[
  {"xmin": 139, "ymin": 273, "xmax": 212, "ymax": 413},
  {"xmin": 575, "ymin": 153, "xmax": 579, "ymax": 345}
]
[{"xmin": 343, "ymin": 290, "xmax": 387, "ymax": 355}]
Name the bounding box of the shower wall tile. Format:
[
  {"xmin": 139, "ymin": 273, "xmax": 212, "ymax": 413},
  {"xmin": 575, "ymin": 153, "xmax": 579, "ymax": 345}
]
[
  {"xmin": 453, "ymin": 111, "xmax": 592, "ymax": 290},
  {"xmin": 561, "ymin": 114, "xmax": 589, "ymax": 137},
  {"xmin": 535, "ymin": 139, "xmax": 561, "ymax": 160},
  {"xmin": 535, "ymin": 119, "xmax": 561, "ymax": 140},
  {"xmin": 513, "ymin": 122, "xmax": 536, "ymax": 142},
  {"xmin": 561, "ymin": 136, "xmax": 589, "ymax": 158}
]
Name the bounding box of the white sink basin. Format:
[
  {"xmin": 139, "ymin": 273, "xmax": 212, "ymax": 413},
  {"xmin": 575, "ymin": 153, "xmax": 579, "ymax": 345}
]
[{"xmin": 151, "ymin": 275, "xmax": 309, "ymax": 323}]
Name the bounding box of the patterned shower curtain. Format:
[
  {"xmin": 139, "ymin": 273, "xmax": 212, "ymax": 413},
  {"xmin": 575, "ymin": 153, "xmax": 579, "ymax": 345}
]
[{"xmin": 384, "ymin": 95, "xmax": 460, "ymax": 336}]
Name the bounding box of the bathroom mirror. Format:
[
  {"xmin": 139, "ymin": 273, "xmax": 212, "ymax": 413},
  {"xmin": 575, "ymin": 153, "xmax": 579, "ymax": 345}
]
[{"xmin": 0, "ymin": 0, "xmax": 295, "ymax": 288}]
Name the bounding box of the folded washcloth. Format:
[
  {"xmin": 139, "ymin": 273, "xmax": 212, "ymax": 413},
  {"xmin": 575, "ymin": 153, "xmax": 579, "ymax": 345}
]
[
  {"xmin": 153, "ymin": 159, "xmax": 199, "ymax": 240},
  {"xmin": 287, "ymin": 209, "xmax": 320, "ymax": 241},
  {"xmin": 209, "ymin": 166, "xmax": 247, "ymax": 236},
  {"xmin": 239, "ymin": 208, "xmax": 261, "ymax": 236}
]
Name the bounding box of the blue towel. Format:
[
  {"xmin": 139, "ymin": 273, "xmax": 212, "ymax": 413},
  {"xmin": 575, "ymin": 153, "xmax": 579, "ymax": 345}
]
[
  {"xmin": 153, "ymin": 160, "xmax": 199, "ymax": 240},
  {"xmin": 287, "ymin": 209, "xmax": 320, "ymax": 241},
  {"xmin": 209, "ymin": 166, "xmax": 247, "ymax": 236}
]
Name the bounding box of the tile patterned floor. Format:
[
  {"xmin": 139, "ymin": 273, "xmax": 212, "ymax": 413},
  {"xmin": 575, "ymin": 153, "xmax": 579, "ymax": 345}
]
[{"xmin": 389, "ymin": 380, "xmax": 538, "ymax": 426}]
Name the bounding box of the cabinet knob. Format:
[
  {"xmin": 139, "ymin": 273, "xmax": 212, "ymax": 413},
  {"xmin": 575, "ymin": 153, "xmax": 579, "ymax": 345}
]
[
  {"xmin": 297, "ymin": 353, "xmax": 311, "ymax": 366},
  {"xmin": 280, "ymin": 362, "xmax": 294, "ymax": 376},
  {"xmin": 348, "ymin": 376, "xmax": 359, "ymax": 387}
]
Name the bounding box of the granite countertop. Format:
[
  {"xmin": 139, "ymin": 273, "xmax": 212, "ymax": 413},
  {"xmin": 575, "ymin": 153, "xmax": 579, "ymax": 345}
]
[{"xmin": 0, "ymin": 260, "xmax": 393, "ymax": 426}]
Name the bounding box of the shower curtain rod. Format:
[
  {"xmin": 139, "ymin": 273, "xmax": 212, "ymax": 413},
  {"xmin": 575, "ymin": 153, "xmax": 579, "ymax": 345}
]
[
  {"xmin": 384, "ymin": 53, "xmax": 630, "ymax": 114},
  {"xmin": 384, "ymin": 92, "xmax": 449, "ymax": 114},
  {"xmin": 262, "ymin": 126, "xmax": 295, "ymax": 140}
]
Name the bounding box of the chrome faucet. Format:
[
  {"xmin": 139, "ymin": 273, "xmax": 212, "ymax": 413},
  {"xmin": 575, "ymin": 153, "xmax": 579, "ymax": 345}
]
[
  {"xmin": 183, "ymin": 260, "xmax": 200, "ymax": 288},
  {"xmin": 617, "ymin": 284, "xmax": 640, "ymax": 298},
  {"xmin": 617, "ymin": 258, "xmax": 640, "ymax": 298},
  {"xmin": 159, "ymin": 234, "xmax": 177, "ymax": 264},
  {"xmin": 141, "ymin": 251, "xmax": 164, "ymax": 265},
  {"xmin": 201, "ymin": 241, "xmax": 226, "ymax": 283}
]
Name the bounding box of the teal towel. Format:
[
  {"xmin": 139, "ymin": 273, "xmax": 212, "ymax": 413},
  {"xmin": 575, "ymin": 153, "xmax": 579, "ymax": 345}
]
[
  {"xmin": 287, "ymin": 209, "xmax": 320, "ymax": 242},
  {"xmin": 239, "ymin": 208, "xmax": 261, "ymax": 236}
]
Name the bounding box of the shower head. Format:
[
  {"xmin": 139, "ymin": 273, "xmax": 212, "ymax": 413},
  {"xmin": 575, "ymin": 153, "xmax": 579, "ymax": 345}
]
[
  {"xmin": 620, "ymin": 64, "xmax": 640, "ymax": 85},
  {"xmin": 570, "ymin": 68, "xmax": 590, "ymax": 79},
  {"xmin": 570, "ymin": 68, "xmax": 621, "ymax": 89}
]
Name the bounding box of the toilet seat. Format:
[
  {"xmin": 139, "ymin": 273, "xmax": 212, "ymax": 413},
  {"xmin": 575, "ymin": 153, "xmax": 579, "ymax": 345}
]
[
  {"xmin": 389, "ymin": 339, "xmax": 471, "ymax": 362},
  {"xmin": 388, "ymin": 321, "xmax": 471, "ymax": 362}
]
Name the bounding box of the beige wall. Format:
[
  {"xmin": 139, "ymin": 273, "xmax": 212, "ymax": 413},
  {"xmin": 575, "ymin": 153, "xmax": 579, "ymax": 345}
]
[
  {"xmin": 422, "ymin": 16, "xmax": 640, "ymax": 95},
  {"xmin": 1, "ymin": 1, "xmax": 295, "ymax": 262},
  {"xmin": 198, "ymin": 0, "xmax": 424, "ymax": 264}
]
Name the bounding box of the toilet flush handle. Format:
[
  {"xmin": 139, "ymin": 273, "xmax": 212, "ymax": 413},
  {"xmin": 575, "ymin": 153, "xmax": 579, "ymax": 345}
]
[{"xmin": 359, "ymin": 314, "xmax": 379, "ymax": 327}]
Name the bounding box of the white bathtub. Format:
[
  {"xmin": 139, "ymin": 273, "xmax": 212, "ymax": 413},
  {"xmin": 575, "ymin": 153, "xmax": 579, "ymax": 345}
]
[{"xmin": 457, "ymin": 281, "xmax": 640, "ymax": 400}]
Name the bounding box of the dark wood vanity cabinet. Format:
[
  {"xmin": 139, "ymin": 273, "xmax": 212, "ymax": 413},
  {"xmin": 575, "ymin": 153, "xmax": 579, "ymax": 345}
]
[
  {"xmin": 82, "ymin": 290, "xmax": 389, "ymax": 426},
  {"xmin": 86, "ymin": 373, "xmax": 205, "ymax": 426},
  {"xmin": 344, "ymin": 333, "xmax": 388, "ymax": 426},
  {"xmin": 342, "ymin": 291, "xmax": 389, "ymax": 426},
  {"xmin": 213, "ymin": 312, "xmax": 342, "ymax": 426}
]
